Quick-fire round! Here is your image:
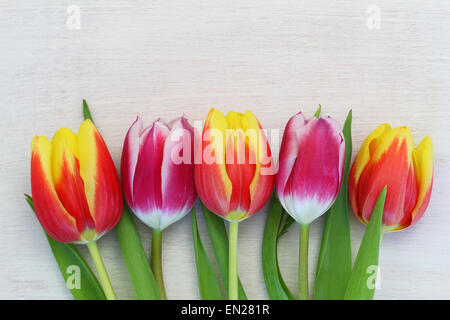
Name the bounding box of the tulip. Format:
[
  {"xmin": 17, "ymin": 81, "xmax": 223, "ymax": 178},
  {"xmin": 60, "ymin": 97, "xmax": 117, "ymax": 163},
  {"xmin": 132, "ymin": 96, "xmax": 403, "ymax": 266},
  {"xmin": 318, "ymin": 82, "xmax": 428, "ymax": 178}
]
[
  {"xmin": 276, "ymin": 112, "xmax": 345, "ymax": 299},
  {"xmin": 349, "ymin": 124, "xmax": 433, "ymax": 232},
  {"xmin": 30, "ymin": 119, "xmax": 122, "ymax": 299},
  {"xmin": 195, "ymin": 108, "xmax": 275, "ymax": 299},
  {"xmin": 121, "ymin": 116, "xmax": 197, "ymax": 299}
]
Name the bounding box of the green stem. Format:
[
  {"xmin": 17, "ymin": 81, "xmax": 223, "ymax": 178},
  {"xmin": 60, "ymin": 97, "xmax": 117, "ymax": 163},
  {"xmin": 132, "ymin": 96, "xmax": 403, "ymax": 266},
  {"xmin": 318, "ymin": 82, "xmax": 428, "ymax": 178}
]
[
  {"xmin": 86, "ymin": 241, "xmax": 116, "ymax": 300},
  {"xmin": 299, "ymin": 224, "xmax": 310, "ymax": 300},
  {"xmin": 228, "ymin": 220, "xmax": 239, "ymax": 300},
  {"xmin": 151, "ymin": 229, "xmax": 167, "ymax": 300}
]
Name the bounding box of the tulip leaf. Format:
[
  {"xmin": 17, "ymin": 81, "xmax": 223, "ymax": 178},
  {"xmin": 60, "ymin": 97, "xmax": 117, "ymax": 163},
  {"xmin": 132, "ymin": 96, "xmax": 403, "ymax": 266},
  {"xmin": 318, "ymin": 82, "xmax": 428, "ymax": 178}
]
[
  {"xmin": 344, "ymin": 186, "xmax": 387, "ymax": 300},
  {"xmin": 82, "ymin": 100, "xmax": 160, "ymax": 299},
  {"xmin": 277, "ymin": 213, "xmax": 295, "ymax": 239},
  {"xmin": 192, "ymin": 207, "xmax": 223, "ymax": 299},
  {"xmin": 314, "ymin": 109, "xmax": 353, "ymax": 300},
  {"xmin": 25, "ymin": 195, "xmax": 106, "ymax": 300},
  {"xmin": 83, "ymin": 100, "xmax": 93, "ymax": 123},
  {"xmin": 262, "ymin": 194, "xmax": 295, "ymax": 300},
  {"xmin": 314, "ymin": 104, "xmax": 322, "ymax": 118},
  {"xmin": 200, "ymin": 203, "xmax": 247, "ymax": 299},
  {"xmin": 116, "ymin": 204, "xmax": 161, "ymax": 299}
]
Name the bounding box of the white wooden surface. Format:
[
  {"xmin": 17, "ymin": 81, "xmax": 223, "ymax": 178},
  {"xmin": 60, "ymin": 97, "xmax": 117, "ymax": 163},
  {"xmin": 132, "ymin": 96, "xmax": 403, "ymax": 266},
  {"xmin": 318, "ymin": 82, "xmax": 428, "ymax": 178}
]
[{"xmin": 1, "ymin": 1, "xmax": 449, "ymax": 299}]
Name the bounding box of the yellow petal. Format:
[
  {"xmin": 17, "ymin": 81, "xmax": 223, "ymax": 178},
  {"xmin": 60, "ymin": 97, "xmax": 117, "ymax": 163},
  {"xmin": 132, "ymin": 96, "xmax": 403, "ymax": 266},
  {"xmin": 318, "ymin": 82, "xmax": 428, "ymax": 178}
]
[
  {"xmin": 411, "ymin": 136, "xmax": 433, "ymax": 217},
  {"xmin": 76, "ymin": 119, "xmax": 99, "ymax": 215},
  {"xmin": 225, "ymin": 111, "xmax": 244, "ymax": 130},
  {"xmin": 205, "ymin": 108, "xmax": 228, "ymax": 157},
  {"xmin": 32, "ymin": 135, "xmax": 54, "ymax": 186},
  {"xmin": 51, "ymin": 127, "xmax": 79, "ymax": 184}
]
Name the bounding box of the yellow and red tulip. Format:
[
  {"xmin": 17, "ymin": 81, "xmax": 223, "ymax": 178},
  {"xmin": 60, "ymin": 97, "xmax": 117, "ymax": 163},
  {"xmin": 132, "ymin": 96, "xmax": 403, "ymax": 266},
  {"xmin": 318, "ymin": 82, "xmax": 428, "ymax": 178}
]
[
  {"xmin": 349, "ymin": 124, "xmax": 433, "ymax": 232},
  {"xmin": 30, "ymin": 119, "xmax": 123, "ymax": 243},
  {"xmin": 194, "ymin": 108, "xmax": 275, "ymax": 300},
  {"xmin": 194, "ymin": 108, "xmax": 275, "ymax": 222},
  {"xmin": 121, "ymin": 116, "xmax": 197, "ymax": 231},
  {"xmin": 276, "ymin": 112, "xmax": 345, "ymax": 225}
]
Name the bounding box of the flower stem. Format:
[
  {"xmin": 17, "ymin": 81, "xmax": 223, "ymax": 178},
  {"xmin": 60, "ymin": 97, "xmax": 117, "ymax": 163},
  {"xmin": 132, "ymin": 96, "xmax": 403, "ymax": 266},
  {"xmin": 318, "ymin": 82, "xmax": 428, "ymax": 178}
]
[
  {"xmin": 86, "ymin": 241, "xmax": 116, "ymax": 300},
  {"xmin": 228, "ymin": 220, "xmax": 239, "ymax": 300},
  {"xmin": 151, "ymin": 229, "xmax": 167, "ymax": 300},
  {"xmin": 299, "ymin": 224, "xmax": 310, "ymax": 300}
]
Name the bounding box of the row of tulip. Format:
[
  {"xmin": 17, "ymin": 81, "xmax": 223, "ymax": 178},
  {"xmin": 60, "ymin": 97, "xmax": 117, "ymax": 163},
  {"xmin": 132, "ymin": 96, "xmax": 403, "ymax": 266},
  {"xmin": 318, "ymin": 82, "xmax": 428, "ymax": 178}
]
[{"xmin": 27, "ymin": 102, "xmax": 433, "ymax": 300}]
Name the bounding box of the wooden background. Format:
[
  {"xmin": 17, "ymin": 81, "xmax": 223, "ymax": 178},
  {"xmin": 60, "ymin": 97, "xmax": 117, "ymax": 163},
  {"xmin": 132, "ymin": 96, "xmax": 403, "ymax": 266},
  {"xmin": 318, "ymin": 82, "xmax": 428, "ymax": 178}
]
[{"xmin": 1, "ymin": 1, "xmax": 449, "ymax": 299}]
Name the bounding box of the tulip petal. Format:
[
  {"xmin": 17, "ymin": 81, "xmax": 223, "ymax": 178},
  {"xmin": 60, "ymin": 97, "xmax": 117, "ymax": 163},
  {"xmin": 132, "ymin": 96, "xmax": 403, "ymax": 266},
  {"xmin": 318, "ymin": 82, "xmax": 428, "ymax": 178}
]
[
  {"xmin": 77, "ymin": 119, "xmax": 123, "ymax": 236},
  {"xmin": 410, "ymin": 136, "xmax": 433, "ymax": 226},
  {"xmin": 160, "ymin": 117, "xmax": 197, "ymax": 229},
  {"xmin": 243, "ymin": 111, "xmax": 275, "ymax": 216},
  {"xmin": 195, "ymin": 109, "xmax": 232, "ymax": 217},
  {"xmin": 225, "ymin": 111, "xmax": 254, "ymax": 215},
  {"xmin": 276, "ymin": 112, "xmax": 306, "ymax": 210},
  {"xmin": 132, "ymin": 120, "xmax": 169, "ymax": 226},
  {"xmin": 31, "ymin": 136, "xmax": 80, "ymax": 243},
  {"xmin": 121, "ymin": 117, "xmax": 144, "ymax": 209},
  {"xmin": 349, "ymin": 123, "xmax": 391, "ymax": 218},
  {"xmin": 51, "ymin": 127, "xmax": 95, "ymax": 234}
]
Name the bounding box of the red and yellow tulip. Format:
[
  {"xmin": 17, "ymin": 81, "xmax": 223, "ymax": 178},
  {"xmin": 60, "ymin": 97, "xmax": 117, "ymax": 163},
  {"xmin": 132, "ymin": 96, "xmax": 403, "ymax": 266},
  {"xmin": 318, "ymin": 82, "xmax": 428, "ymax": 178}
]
[
  {"xmin": 194, "ymin": 108, "xmax": 275, "ymax": 222},
  {"xmin": 30, "ymin": 119, "xmax": 123, "ymax": 243},
  {"xmin": 349, "ymin": 124, "xmax": 433, "ymax": 232},
  {"xmin": 194, "ymin": 108, "xmax": 275, "ymax": 300}
]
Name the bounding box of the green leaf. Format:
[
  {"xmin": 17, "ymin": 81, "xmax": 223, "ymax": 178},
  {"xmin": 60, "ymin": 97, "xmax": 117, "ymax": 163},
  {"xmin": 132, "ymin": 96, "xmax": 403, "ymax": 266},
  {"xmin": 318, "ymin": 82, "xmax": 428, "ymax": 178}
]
[
  {"xmin": 200, "ymin": 203, "xmax": 247, "ymax": 299},
  {"xmin": 82, "ymin": 100, "xmax": 159, "ymax": 299},
  {"xmin": 277, "ymin": 213, "xmax": 295, "ymax": 239},
  {"xmin": 116, "ymin": 204, "xmax": 161, "ymax": 299},
  {"xmin": 314, "ymin": 104, "xmax": 322, "ymax": 118},
  {"xmin": 192, "ymin": 207, "xmax": 223, "ymax": 300},
  {"xmin": 25, "ymin": 195, "xmax": 106, "ymax": 300},
  {"xmin": 314, "ymin": 109, "xmax": 353, "ymax": 300},
  {"xmin": 262, "ymin": 194, "xmax": 295, "ymax": 300},
  {"xmin": 344, "ymin": 186, "xmax": 387, "ymax": 300},
  {"xmin": 83, "ymin": 100, "xmax": 94, "ymax": 123}
]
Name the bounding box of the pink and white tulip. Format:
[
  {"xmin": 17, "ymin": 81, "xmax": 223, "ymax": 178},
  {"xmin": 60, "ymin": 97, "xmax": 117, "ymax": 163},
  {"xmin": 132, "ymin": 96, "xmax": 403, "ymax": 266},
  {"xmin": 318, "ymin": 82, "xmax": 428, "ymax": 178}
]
[
  {"xmin": 276, "ymin": 112, "xmax": 345, "ymax": 225},
  {"xmin": 121, "ymin": 116, "xmax": 197, "ymax": 230}
]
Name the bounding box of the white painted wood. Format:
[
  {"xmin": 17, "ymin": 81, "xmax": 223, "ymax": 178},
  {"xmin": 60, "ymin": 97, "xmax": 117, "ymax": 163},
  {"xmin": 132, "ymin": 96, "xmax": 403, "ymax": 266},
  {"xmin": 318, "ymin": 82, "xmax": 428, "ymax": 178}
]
[{"xmin": 0, "ymin": 0, "xmax": 449, "ymax": 299}]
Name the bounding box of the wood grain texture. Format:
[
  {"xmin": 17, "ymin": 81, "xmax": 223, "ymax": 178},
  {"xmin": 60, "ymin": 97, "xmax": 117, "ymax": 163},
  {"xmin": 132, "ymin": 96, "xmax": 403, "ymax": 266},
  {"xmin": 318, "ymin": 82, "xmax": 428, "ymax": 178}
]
[{"xmin": 0, "ymin": 1, "xmax": 449, "ymax": 299}]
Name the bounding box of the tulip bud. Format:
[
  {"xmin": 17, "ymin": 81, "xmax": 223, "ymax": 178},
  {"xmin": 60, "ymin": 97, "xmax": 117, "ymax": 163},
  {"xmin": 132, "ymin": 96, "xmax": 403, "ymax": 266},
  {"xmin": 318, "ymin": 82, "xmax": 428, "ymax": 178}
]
[
  {"xmin": 121, "ymin": 116, "xmax": 197, "ymax": 231},
  {"xmin": 276, "ymin": 112, "xmax": 345, "ymax": 225},
  {"xmin": 30, "ymin": 119, "xmax": 123, "ymax": 243},
  {"xmin": 349, "ymin": 124, "xmax": 433, "ymax": 232},
  {"xmin": 194, "ymin": 108, "xmax": 275, "ymax": 221}
]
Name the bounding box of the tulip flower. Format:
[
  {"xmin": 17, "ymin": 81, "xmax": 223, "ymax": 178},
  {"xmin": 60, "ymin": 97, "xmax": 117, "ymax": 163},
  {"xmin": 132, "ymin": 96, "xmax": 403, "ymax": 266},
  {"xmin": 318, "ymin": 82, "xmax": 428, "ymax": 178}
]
[
  {"xmin": 349, "ymin": 124, "xmax": 433, "ymax": 232},
  {"xmin": 276, "ymin": 112, "xmax": 345, "ymax": 299},
  {"xmin": 121, "ymin": 116, "xmax": 197, "ymax": 299},
  {"xmin": 30, "ymin": 119, "xmax": 123, "ymax": 300},
  {"xmin": 195, "ymin": 108, "xmax": 275, "ymax": 299}
]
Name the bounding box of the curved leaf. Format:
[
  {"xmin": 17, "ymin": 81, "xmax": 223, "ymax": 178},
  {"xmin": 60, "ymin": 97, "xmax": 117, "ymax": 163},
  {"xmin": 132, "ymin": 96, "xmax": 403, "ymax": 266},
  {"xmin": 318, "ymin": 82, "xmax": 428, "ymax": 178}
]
[
  {"xmin": 344, "ymin": 186, "xmax": 386, "ymax": 300},
  {"xmin": 116, "ymin": 204, "xmax": 161, "ymax": 299},
  {"xmin": 192, "ymin": 207, "xmax": 223, "ymax": 299},
  {"xmin": 262, "ymin": 194, "xmax": 295, "ymax": 300},
  {"xmin": 25, "ymin": 195, "xmax": 106, "ymax": 300},
  {"xmin": 314, "ymin": 109, "xmax": 353, "ymax": 299}
]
